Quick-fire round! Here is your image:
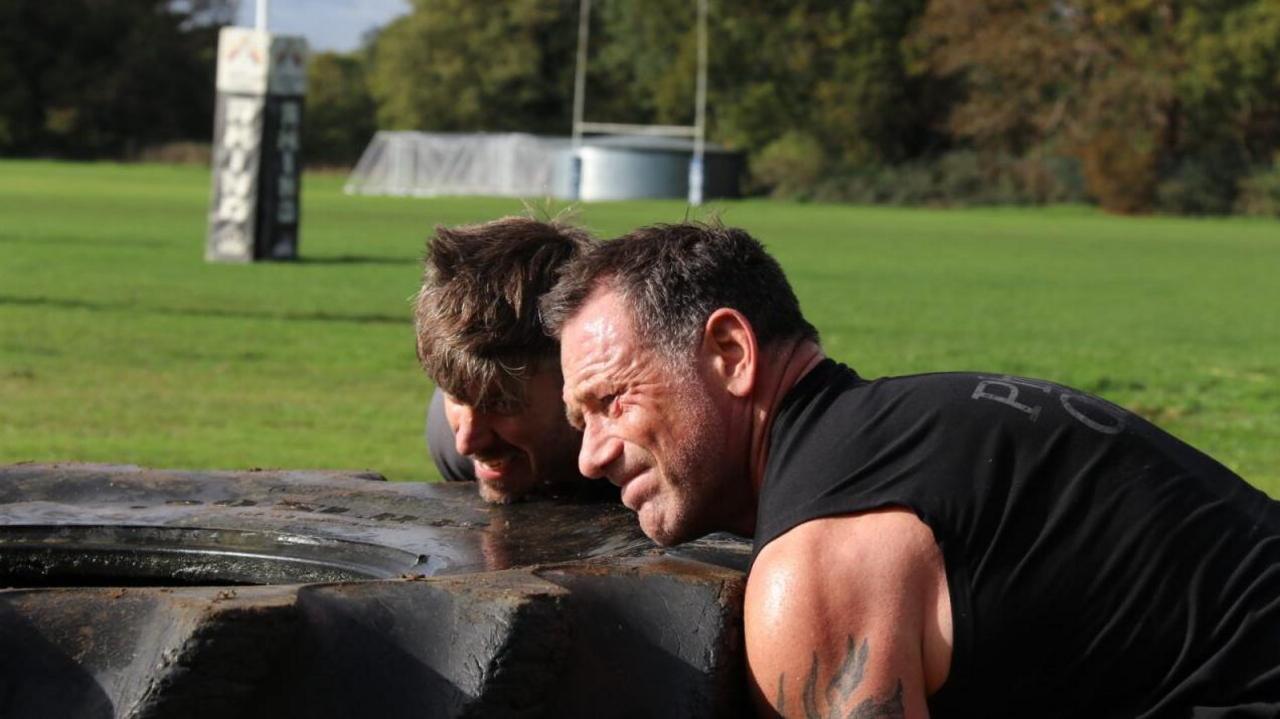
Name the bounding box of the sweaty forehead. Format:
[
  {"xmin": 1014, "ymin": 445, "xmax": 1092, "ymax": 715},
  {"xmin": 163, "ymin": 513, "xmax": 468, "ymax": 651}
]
[
  {"xmin": 560, "ymin": 292, "xmax": 640, "ymax": 393},
  {"xmin": 564, "ymin": 313, "xmax": 625, "ymax": 383}
]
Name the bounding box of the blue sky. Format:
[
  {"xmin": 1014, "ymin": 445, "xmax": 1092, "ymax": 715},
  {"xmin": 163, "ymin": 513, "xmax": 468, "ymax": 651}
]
[{"xmin": 233, "ymin": 0, "xmax": 410, "ymax": 52}]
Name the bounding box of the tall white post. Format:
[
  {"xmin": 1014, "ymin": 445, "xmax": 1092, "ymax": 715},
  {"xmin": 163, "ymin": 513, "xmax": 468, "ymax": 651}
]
[
  {"xmin": 688, "ymin": 0, "xmax": 708, "ymax": 206},
  {"xmin": 570, "ymin": 0, "xmax": 592, "ymax": 200},
  {"xmin": 572, "ymin": 0, "xmax": 591, "ymax": 147},
  {"xmin": 255, "ymin": 0, "xmax": 269, "ymax": 32}
]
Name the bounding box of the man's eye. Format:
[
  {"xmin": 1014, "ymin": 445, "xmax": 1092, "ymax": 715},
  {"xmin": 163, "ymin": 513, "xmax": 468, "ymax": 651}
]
[
  {"xmin": 600, "ymin": 393, "xmax": 619, "ymax": 412},
  {"xmin": 484, "ymin": 399, "xmax": 523, "ymax": 416}
]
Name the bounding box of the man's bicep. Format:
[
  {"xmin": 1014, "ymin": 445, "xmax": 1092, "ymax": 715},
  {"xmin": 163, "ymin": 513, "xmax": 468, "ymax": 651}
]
[
  {"xmin": 752, "ymin": 630, "xmax": 910, "ymax": 718},
  {"xmin": 745, "ymin": 512, "xmax": 940, "ymax": 719}
]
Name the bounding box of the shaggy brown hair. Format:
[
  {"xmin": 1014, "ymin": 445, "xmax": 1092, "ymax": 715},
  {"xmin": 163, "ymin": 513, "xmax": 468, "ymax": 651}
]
[{"xmin": 414, "ymin": 217, "xmax": 593, "ymax": 410}]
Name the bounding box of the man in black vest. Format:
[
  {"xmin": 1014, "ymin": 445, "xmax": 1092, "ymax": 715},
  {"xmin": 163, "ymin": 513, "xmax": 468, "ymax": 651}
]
[
  {"xmin": 542, "ymin": 221, "xmax": 1280, "ymax": 718},
  {"xmin": 414, "ymin": 217, "xmax": 598, "ymax": 503}
]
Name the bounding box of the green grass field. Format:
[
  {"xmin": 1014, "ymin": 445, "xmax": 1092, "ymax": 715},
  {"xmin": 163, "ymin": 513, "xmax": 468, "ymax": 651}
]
[{"xmin": 1, "ymin": 160, "xmax": 1277, "ymax": 493}]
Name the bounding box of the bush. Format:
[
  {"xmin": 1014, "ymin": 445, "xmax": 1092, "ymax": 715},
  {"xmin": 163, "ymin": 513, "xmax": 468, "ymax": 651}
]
[
  {"xmin": 305, "ymin": 53, "xmax": 378, "ymax": 168},
  {"xmin": 806, "ymin": 151, "xmax": 1087, "ymax": 207},
  {"xmin": 1235, "ymin": 165, "xmax": 1280, "ymax": 217},
  {"xmin": 934, "ymin": 151, "xmax": 987, "ymax": 202},
  {"xmin": 1081, "ymin": 130, "xmax": 1158, "ymax": 214},
  {"xmin": 810, "ymin": 163, "xmax": 932, "ymax": 205},
  {"xmin": 135, "ymin": 142, "xmax": 211, "ymax": 166},
  {"xmin": 1155, "ymin": 148, "xmax": 1249, "ymax": 215},
  {"xmin": 1012, "ymin": 153, "xmax": 1087, "ymax": 204},
  {"xmin": 750, "ymin": 131, "xmax": 826, "ymax": 198}
]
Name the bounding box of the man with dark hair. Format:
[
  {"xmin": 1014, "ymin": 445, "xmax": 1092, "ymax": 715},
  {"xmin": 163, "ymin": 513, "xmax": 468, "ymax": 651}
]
[
  {"xmin": 415, "ymin": 216, "xmax": 597, "ymax": 503},
  {"xmin": 542, "ymin": 221, "xmax": 1280, "ymax": 717}
]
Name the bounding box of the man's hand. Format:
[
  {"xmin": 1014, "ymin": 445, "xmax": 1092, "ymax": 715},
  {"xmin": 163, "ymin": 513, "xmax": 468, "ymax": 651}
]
[{"xmin": 745, "ymin": 508, "xmax": 953, "ymax": 719}]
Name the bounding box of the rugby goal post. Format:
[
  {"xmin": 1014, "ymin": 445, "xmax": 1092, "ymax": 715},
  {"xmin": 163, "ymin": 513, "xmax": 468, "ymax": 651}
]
[{"xmin": 571, "ymin": 0, "xmax": 709, "ymax": 205}]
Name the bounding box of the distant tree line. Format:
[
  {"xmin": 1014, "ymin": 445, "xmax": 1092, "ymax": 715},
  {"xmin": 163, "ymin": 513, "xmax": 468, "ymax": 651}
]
[
  {"xmin": 356, "ymin": 0, "xmax": 1280, "ymax": 214},
  {"xmin": 0, "ymin": 0, "xmax": 234, "ymax": 159},
  {"xmin": 4, "ymin": 0, "xmax": 1280, "ymax": 214}
]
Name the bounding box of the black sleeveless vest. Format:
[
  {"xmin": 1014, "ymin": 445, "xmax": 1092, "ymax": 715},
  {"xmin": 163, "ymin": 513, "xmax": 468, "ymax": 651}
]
[{"xmin": 754, "ymin": 359, "xmax": 1280, "ymax": 718}]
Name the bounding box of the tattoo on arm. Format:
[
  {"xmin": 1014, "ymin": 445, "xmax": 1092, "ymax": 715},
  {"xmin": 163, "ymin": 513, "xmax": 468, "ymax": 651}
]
[
  {"xmin": 849, "ymin": 681, "xmax": 904, "ymax": 719},
  {"xmin": 772, "ymin": 635, "xmax": 905, "ymax": 719}
]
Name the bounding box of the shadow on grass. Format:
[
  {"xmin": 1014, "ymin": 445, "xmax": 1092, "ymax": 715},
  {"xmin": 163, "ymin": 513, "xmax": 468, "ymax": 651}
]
[
  {"xmin": 0, "ymin": 232, "xmax": 167, "ymax": 248},
  {"xmin": 0, "ymin": 295, "xmax": 407, "ymax": 325},
  {"xmin": 295, "ymin": 255, "xmax": 420, "ymax": 266}
]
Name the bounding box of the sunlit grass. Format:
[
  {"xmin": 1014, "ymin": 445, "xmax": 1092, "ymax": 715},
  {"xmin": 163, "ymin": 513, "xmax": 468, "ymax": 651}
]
[{"xmin": 1, "ymin": 160, "xmax": 1276, "ymax": 492}]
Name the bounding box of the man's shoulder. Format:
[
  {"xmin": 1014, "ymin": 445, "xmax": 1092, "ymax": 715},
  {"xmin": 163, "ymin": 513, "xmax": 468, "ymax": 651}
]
[
  {"xmin": 861, "ymin": 370, "xmax": 1021, "ymax": 405},
  {"xmin": 747, "ymin": 509, "xmax": 949, "ymax": 645},
  {"xmin": 798, "ymin": 364, "xmax": 1006, "ymax": 420},
  {"xmin": 744, "ymin": 508, "xmax": 953, "ymax": 711},
  {"xmin": 766, "ymin": 368, "xmax": 998, "ymax": 482},
  {"xmin": 749, "ymin": 509, "xmax": 944, "ymax": 595}
]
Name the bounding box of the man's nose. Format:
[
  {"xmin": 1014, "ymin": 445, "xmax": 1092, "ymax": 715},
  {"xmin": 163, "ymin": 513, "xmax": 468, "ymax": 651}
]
[
  {"xmin": 454, "ymin": 406, "xmax": 495, "ymax": 457},
  {"xmin": 578, "ymin": 418, "xmax": 622, "ymax": 480}
]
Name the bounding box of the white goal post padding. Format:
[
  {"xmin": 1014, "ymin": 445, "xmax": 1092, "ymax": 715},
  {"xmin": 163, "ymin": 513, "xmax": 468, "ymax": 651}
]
[{"xmin": 344, "ymin": 131, "xmax": 574, "ymax": 198}]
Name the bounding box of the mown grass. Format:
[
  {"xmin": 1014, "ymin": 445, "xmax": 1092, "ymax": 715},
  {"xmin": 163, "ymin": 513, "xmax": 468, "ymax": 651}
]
[{"xmin": 1, "ymin": 160, "xmax": 1276, "ymax": 492}]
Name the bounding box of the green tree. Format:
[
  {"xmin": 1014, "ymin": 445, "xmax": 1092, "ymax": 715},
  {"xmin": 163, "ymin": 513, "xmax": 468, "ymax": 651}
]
[
  {"xmin": 361, "ymin": 0, "xmax": 942, "ymax": 196},
  {"xmin": 917, "ymin": 0, "xmax": 1280, "ymax": 213},
  {"xmin": 589, "ymin": 0, "xmax": 941, "ymax": 193},
  {"xmin": 586, "ymin": 0, "xmax": 700, "ymax": 127},
  {"xmin": 802, "ymin": 0, "xmax": 941, "ymax": 166},
  {"xmin": 304, "ymin": 52, "xmax": 377, "ymax": 166},
  {"xmin": 367, "ymin": 0, "xmax": 578, "ymax": 133},
  {"xmin": 0, "ymin": 0, "xmax": 232, "ymax": 158}
]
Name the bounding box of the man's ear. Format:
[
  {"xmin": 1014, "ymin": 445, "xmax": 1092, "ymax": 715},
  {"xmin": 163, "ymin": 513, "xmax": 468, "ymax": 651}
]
[{"xmin": 701, "ymin": 308, "xmax": 757, "ymax": 397}]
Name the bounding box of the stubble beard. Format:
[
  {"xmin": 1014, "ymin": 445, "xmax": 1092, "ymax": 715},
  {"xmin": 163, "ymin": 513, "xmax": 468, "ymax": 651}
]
[
  {"xmin": 645, "ymin": 371, "xmax": 728, "ymax": 546},
  {"xmin": 474, "ymin": 408, "xmax": 585, "ymax": 504},
  {"xmin": 476, "ymin": 466, "xmax": 531, "ymax": 505}
]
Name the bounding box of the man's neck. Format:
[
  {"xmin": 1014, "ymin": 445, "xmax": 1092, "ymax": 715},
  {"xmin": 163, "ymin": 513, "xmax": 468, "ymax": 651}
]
[{"xmin": 748, "ymin": 340, "xmax": 826, "ymax": 497}]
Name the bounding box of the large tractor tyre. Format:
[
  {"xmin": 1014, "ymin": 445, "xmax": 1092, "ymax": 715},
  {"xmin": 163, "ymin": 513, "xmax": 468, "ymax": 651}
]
[{"xmin": 0, "ymin": 463, "xmax": 750, "ymax": 719}]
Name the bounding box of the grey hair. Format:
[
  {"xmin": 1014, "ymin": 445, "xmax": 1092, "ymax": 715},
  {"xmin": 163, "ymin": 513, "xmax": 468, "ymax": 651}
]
[{"xmin": 540, "ymin": 221, "xmax": 818, "ymax": 362}]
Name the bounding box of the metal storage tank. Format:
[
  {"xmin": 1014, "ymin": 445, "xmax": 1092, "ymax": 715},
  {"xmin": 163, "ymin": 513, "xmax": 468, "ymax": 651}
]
[{"xmin": 576, "ymin": 136, "xmax": 742, "ymax": 201}]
